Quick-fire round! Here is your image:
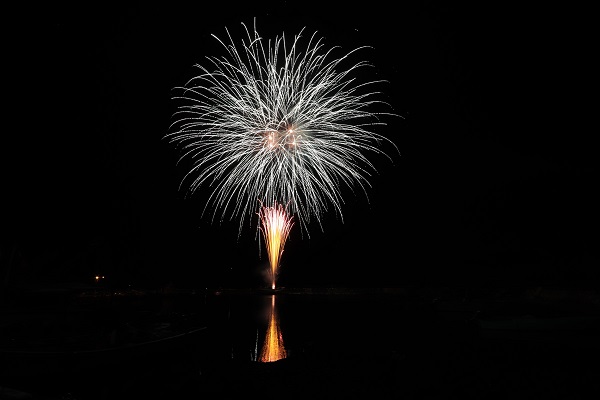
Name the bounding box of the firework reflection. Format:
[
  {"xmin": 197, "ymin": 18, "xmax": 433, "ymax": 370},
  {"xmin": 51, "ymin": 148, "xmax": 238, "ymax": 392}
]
[{"xmin": 258, "ymin": 295, "xmax": 287, "ymax": 362}]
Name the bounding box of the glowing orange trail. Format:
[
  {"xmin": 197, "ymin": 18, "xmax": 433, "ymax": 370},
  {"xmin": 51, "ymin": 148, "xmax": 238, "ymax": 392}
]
[
  {"xmin": 259, "ymin": 202, "xmax": 294, "ymax": 290},
  {"xmin": 259, "ymin": 295, "xmax": 287, "ymax": 362}
]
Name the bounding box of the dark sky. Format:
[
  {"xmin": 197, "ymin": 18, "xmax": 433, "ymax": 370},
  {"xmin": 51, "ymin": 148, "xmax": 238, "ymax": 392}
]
[{"xmin": 4, "ymin": 1, "xmax": 596, "ymax": 289}]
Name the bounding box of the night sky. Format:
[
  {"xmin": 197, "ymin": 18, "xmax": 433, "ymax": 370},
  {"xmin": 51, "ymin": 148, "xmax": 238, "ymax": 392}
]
[{"xmin": 4, "ymin": 1, "xmax": 596, "ymax": 290}]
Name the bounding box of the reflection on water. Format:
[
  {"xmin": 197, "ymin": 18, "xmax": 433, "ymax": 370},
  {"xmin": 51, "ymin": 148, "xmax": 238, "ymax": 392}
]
[
  {"xmin": 256, "ymin": 294, "xmax": 287, "ymax": 362},
  {"xmin": 4, "ymin": 289, "xmax": 598, "ymax": 398}
]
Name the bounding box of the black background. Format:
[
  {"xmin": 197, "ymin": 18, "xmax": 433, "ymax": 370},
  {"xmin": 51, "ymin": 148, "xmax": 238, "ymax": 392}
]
[{"xmin": 4, "ymin": 1, "xmax": 596, "ymax": 290}]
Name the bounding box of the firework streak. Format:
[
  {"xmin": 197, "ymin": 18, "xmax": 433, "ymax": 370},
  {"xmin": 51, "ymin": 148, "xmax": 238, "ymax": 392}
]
[{"xmin": 259, "ymin": 202, "xmax": 294, "ymax": 289}]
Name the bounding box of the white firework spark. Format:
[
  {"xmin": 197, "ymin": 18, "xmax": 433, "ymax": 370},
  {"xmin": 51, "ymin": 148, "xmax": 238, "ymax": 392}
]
[{"xmin": 166, "ymin": 21, "xmax": 398, "ymax": 236}]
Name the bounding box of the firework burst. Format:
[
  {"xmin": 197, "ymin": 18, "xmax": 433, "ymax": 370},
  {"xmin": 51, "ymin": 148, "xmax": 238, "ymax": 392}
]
[{"xmin": 166, "ymin": 20, "xmax": 398, "ymax": 236}]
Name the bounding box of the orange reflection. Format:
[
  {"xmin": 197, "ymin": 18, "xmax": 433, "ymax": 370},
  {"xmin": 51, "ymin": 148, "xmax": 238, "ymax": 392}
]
[{"xmin": 258, "ymin": 295, "xmax": 287, "ymax": 362}]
